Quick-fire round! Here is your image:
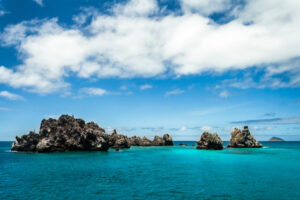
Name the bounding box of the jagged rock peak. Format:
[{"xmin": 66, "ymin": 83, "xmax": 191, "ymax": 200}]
[
  {"xmin": 12, "ymin": 115, "xmax": 109, "ymax": 152},
  {"xmin": 196, "ymin": 132, "xmax": 223, "ymax": 150},
  {"xmin": 129, "ymin": 134, "xmax": 174, "ymax": 146},
  {"xmin": 108, "ymin": 129, "xmax": 130, "ymax": 149},
  {"xmin": 227, "ymin": 126, "xmax": 262, "ymax": 148}
]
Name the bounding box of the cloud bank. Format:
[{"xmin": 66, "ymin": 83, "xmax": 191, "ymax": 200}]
[{"xmin": 1, "ymin": 0, "xmax": 300, "ymax": 94}]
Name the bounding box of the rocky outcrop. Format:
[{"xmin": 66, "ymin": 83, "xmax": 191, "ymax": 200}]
[
  {"xmin": 11, "ymin": 115, "xmax": 175, "ymax": 152},
  {"xmin": 269, "ymin": 137, "xmax": 284, "ymax": 142},
  {"xmin": 108, "ymin": 129, "xmax": 130, "ymax": 148},
  {"xmin": 163, "ymin": 134, "xmax": 174, "ymax": 146},
  {"xmin": 129, "ymin": 134, "xmax": 173, "ymax": 146},
  {"xmin": 11, "ymin": 115, "xmax": 109, "ymax": 152},
  {"xmin": 228, "ymin": 126, "xmax": 262, "ymax": 148},
  {"xmin": 196, "ymin": 132, "xmax": 223, "ymax": 150}
]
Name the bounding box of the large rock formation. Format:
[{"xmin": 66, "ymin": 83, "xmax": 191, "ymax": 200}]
[
  {"xmin": 11, "ymin": 115, "xmax": 110, "ymax": 152},
  {"xmin": 227, "ymin": 126, "xmax": 262, "ymax": 148},
  {"xmin": 11, "ymin": 115, "xmax": 175, "ymax": 152},
  {"xmin": 129, "ymin": 134, "xmax": 174, "ymax": 146},
  {"xmin": 196, "ymin": 132, "xmax": 223, "ymax": 150},
  {"xmin": 108, "ymin": 129, "xmax": 130, "ymax": 148}
]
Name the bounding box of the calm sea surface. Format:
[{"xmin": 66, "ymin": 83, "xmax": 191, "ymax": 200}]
[{"xmin": 1, "ymin": 141, "xmax": 300, "ymax": 200}]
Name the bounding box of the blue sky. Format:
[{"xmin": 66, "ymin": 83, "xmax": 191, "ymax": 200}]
[{"xmin": 0, "ymin": 0, "xmax": 300, "ymax": 141}]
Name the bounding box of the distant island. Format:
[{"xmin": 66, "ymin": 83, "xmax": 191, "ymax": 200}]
[{"xmin": 269, "ymin": 137, "xmax": 285, "ymax": 142}]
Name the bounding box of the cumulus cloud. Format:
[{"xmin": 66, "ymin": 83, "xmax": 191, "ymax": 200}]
[
  {"xmin": 0, "ymin": 91, "xmax": 24, "ymax": 100},
  {"xmin": 140, "ymin": 84, "xmax": 152, "ymax": 90},
  {"xmin": 0, "ymin": 0, "xmax": 300, "ymax": 94},
  {"xmin": 165, "ymin": 89, "xmax": 184, "ymax": 97}
]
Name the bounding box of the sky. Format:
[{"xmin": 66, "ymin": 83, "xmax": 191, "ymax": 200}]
[{"xmin": 0, "ymin": 0, "xmax": 300, "ymax": 141}]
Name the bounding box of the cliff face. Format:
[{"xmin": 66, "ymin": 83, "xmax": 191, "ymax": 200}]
[
  {"xmin": 228, "ymin": 126, "xmax": 262, "ymax": 148},
  {"xmin": 12, "ymin": 115, "xmax": 109, "ymax": 152},
  {"xmin": 196, "ymin": 132, "xmax": 223, "ymax": 150}
]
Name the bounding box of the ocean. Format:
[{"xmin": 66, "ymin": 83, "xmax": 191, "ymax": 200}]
[{"xmin": 1, "ymin": 141, "xmax": 300, "ymax": 200}]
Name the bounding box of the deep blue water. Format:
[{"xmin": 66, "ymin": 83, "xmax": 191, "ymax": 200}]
[{"xmin": 1, "ymin": 141, "xmax": 300, "ymax": 200}]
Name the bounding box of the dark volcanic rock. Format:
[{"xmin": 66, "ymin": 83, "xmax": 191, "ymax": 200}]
[
  {"xmin": 11, "ymin": 115, "xmax": 109, "ymax": 152},
  {"xmin": 129, "ymin": 136, "xmax": 144, "ymax": 146},
  {"xmin": 129, "ymin": 134, "xmax": 174, "ymax": 146},
  {"xmin": 269, "ymin": 137, "xmax": 285, "ymax": 142},
  {"xmin": 128, "ymin": 136, "xmax": 152, "ymax": 146},
  {"xmin": 163, "ymin": 134, "xmax": 174, "ymax": 146},
  {"xmin": 152, "ymin": 135, "xmax": 165, "ymax": 146},
  {"xmin": 12, "ymin": 131, "xmax": 40, "ymax": 152},
  {"xmin": 108, "ymin": 129, "xmax": 130, "ymax": 148},
  {"xmin": 196, "ymin": 132, "xmax": 223, "ymax": 150},
  {"xmin": 227, "ymin": 126, "xmax": 262, "ymax": 148},
  {"xmin": 141, "ymin": 136, "xmax": 153, "ymax": 146}
]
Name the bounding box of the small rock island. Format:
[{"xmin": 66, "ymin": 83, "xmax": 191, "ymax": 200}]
[
  {"xmin": 11, "ymin": 115, "xmax": 173, "ymax": 152},
  {"xmin": 227, "ymin": 126, "xmax": 262, "ymax": 148},
  {"xmin": 196, "ymin": 132, "xmax": 223, "ymax": 150},
  {"xmin": 269, "ymin": 137, "xmax": 285, "ymax": 142}
]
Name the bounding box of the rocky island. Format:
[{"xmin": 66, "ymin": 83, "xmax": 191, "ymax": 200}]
[
  {"xmin": 11, "ymin": 115, "xmax": 173, "ymax": 152},
  {"xmin": 227, "ymin": 126, "xmax": 262, "ymax": 148},
  {"xmin": 269, "ymin": 137, "xmax": 285, "ymax": 142},
  {"xmin": 196, "ymin": 132, "xmax": 223, "ymax": 150}
]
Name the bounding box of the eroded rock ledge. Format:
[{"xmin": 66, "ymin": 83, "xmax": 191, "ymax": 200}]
[
  {"xmin": 227, "ymin": 126, "xmax": 262, "ymax": 148},
  {"xmin": 11, "ymin": 115, "xmax": 174, "ymax": 152}
]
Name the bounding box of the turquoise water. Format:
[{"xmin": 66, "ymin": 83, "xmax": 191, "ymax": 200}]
[{"xmin": 1, "ymin": 141, "xmax": 300, "ymax": 200}]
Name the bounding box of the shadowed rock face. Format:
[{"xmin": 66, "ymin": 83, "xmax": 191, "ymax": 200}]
[
  {"xmin": 197, "ymin": 132, "xmax": 223, "ymax": 150},
  {"xmin": 163, "ymin": 134, "xmax": 173, "ymax": 146},
  {"xmin": 227, "ymin": 126, "xmax": 262, "ymax": 148},
  {"xmin": 11, "ymin": 115, "xmax": 109, "ymax": 152},
  {"xmin": 129, "ymin": 134, "xmax": 173, "ymax": 146},
  {"xmin": 108, "ymin": 129, "xmax": 130, "ymax": 148}
]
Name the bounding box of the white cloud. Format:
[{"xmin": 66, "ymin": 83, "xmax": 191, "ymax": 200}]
[
  {"xmin": 33, "ymin": 0, "xmax": 43, "ymax": 6},
  {"xmin": 80, "ymin": 87, "xmax": 107, "ymax": 96},
  {"xmin": 219, "ymin": 90, "xmax": 229, "ymax": 98},
  {"xmin": 0, "ymin": 91, "xmax": 24, "ymax": 100},
  {"xmin": 0, "ymin": 0, "xmax": 300, "ymax": 94},
  {"xmin": 140, "ymin": 84, "xmax": 152, "ymax": 90},
  {"xmin": 180, "ymin": 126, "xmax": 187, "ymax": 131},
  {"xmin": 165, "ymin": 89, "xmax": 184, "ymax": 97}
]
